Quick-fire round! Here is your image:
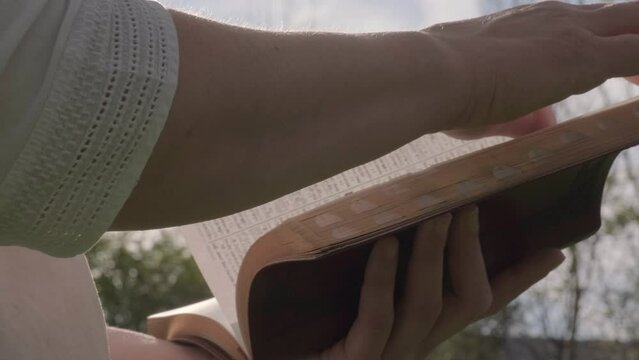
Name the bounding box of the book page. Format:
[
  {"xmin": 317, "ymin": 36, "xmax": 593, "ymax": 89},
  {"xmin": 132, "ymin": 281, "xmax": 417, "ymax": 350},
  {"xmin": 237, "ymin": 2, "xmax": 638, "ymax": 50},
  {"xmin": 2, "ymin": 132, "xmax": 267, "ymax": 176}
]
[
  {"xmin": 148, "ymin": 298, "xmax": 248, "ymax": 357},
  {"xmin": 149, "ymin": 298, "xmax": 235, "ymax": 339},
  {"xmin": 177, "ymin": 133, "xmax": 504, "ymax": 331}
]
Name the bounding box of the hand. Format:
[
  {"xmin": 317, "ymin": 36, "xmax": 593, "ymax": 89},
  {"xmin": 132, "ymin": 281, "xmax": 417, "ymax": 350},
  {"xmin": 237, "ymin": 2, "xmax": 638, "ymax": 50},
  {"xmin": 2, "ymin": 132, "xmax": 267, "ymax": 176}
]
[
  {"xmin": 627, "ymin": 75, "xmax": 639, "ymax": 85},
  {"xmin": 426, "ymin": 1, "xmax": 639, "ymax": 131},
  {"xmin": 311, "ymin": 207, "xmax": 565, "ymax": 360},
  {"xmin": 446, "ymin": 106, "xmax": 556, "ymax": 140}
]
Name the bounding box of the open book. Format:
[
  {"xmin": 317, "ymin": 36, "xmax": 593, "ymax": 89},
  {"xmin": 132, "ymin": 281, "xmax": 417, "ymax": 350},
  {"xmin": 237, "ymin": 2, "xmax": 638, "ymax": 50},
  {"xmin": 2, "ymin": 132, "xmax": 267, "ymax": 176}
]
[{"xmin": 148, "ymin": 97, "xmax": 639, "ymax": 360}]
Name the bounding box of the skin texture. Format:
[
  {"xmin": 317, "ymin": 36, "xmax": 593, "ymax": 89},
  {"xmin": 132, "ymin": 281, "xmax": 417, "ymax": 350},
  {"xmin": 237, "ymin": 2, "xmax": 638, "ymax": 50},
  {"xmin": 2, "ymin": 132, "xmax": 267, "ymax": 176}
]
[
  {"xmin": 106, "ymin": 1, "xmax": 639, "ymax": 359},
  {"xmin": 109, "ymin": 209, "xmax": 564, "ymax": 360},
  {"xmin": 112, "ymin": 1, "xmax": 639, "ymax": 231},
  {"xmin": 310, "ymin": 207, "xmax": 564, "ymax": 360}
]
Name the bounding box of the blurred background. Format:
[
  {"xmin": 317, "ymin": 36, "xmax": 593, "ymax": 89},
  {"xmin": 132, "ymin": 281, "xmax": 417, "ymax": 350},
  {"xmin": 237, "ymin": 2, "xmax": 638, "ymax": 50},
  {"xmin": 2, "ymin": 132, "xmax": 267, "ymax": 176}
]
[{"xmin": 89, "ymin": 1, "xmax": 639, "ymax": 359}]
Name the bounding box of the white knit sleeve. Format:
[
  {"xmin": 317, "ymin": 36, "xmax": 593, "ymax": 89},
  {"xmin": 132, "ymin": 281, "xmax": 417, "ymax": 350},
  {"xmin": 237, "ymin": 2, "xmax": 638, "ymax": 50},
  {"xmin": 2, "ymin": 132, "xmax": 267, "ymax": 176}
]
[{"xmin": 0, "ymin": 0, "xmax": 179, "ymax": 257}]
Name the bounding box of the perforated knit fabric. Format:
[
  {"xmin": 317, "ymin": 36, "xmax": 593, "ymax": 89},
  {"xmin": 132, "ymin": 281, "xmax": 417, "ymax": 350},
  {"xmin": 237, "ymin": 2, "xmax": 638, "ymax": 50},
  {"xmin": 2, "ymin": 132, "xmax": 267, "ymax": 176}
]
[{"xmin": 0, "ymin": 0, "xmax": 179, "ymax": 257}]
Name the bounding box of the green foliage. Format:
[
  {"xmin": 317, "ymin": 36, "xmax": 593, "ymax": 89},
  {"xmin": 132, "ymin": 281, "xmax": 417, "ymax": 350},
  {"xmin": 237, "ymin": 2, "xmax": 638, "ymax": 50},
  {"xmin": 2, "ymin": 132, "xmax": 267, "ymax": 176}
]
[{"xmin": 86, "ymin": 231, "xmax": 211, "ymax": 331}]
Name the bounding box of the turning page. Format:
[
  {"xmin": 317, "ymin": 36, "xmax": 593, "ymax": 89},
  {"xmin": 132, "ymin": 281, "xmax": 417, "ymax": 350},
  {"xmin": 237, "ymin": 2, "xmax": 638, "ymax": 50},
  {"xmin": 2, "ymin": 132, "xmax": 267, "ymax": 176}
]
[{"xmin": 177, "ymin": 133, "xmax": 504, "ymax": 334}]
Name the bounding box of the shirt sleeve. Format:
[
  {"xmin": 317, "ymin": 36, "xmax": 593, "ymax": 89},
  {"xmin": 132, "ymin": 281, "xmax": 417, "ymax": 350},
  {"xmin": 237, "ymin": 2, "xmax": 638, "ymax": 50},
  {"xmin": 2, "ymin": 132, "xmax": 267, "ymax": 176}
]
[{"xmin": 0, "ymin": 0, "xmax": 179, "ymax": 257}]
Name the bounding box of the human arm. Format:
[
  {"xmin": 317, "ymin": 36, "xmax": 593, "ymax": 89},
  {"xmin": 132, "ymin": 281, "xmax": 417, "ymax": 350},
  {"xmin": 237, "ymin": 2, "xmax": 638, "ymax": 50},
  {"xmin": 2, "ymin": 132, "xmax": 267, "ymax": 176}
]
[
  {"xmin": 107, "ymin": 327, "xmax": 214, "ymax": 360},
  {"xmin": 112, "ymin": 9, "xmax": 468, "ymax": 229},
  {"xmin": 105, "ymin": 207, "xmax": 563, "ymax": 360},
  {"xmin": 113, "ymin": 2, "xmax": 639, "ymax": 230},
  {"xmin": 3, "ymin": 1, "xmax": 635, "ymax": 255}
]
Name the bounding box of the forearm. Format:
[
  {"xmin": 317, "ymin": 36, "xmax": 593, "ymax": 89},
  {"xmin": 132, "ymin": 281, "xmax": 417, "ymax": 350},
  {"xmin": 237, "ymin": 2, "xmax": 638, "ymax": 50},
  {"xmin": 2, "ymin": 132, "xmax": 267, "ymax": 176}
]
[{"xmin": 113, "ymin": 11, "xmax": 466, "ymax": 229}]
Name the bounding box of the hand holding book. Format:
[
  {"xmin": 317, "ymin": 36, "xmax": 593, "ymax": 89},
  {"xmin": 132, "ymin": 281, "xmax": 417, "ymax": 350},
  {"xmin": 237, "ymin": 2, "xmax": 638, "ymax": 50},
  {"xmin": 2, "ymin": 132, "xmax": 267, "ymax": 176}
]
[
  {"xmin": 143, "ymin": 2, "xmax": 639, "ymax": 359},
  {"xmin": 310, "ymin": 207, "xmax": 565, "ymax": 360}
]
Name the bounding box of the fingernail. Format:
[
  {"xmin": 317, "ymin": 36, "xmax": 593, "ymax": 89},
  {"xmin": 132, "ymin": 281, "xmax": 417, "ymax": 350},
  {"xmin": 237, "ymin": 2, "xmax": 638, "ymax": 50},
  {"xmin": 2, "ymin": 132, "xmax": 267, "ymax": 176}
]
[
  {"xmin": 552, "ymin": 251, "xmax": 566, "ymax": 267},
  {"xmin": 541, "ymin": 250, "xmax": 566, "ymax": 272}
]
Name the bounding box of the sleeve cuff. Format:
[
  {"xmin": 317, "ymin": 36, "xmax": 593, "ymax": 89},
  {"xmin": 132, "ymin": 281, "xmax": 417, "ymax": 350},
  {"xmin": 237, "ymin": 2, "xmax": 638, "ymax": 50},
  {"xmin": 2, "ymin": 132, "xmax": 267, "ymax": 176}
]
[{"xmin": 0, "ymin": 0, "xmax": 179, "ymax": 257}]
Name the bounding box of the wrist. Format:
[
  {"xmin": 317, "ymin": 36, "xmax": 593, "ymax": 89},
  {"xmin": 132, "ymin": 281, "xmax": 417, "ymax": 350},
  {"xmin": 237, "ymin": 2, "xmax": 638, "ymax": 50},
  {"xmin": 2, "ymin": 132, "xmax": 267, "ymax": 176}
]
[{"xmin": 414, "ymin": 29, "xmax": 475, "ymax": 132}]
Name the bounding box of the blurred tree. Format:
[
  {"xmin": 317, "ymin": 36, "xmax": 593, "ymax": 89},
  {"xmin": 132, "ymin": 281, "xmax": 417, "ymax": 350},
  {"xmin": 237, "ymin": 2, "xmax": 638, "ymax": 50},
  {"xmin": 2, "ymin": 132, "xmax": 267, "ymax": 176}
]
[{"xmin": 86, "ymin": 231, "xmax": 211, "ymax": 332}]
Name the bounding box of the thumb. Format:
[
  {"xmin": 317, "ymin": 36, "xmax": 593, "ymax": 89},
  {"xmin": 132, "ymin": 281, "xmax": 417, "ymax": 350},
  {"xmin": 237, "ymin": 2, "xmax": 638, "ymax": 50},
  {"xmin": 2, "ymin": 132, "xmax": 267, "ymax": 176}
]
[
  {"xmin": 445, "ymin": 106, "xmax": 556, "ymax": 140},
  {"xmin": 486, "ymin": 248, "xmax": 566, "ymax": 316}
]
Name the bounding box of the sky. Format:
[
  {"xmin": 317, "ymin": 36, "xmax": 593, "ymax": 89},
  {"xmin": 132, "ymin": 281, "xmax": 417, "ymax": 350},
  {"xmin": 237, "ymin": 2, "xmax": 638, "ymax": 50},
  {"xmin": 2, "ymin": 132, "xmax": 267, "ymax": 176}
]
[{"xmin": 158, "ymin": 0, "xmax": 482, "ymax": 32}]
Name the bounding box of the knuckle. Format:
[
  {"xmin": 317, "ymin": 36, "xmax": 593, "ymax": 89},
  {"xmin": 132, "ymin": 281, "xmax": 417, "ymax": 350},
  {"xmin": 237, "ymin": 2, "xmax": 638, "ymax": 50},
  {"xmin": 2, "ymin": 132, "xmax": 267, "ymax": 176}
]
[
  {"xmin": 475, "ymin": 292, "xmax": 494, "ymax": 316},
  {"xmin": 532, "ymin": 1, "xmax": 567, "ymax": 12},
  {"xmin": 485, "ymin": 1, "xmax": 578, "ymax": 32},
  {"xmin": 526, "ymin": 1, "xmax": 582, "ymax": 23},
  {"xmin": 550, "ymin": 22, "xmax": 590, "ymax": 44},
  {"xmin": 550, "ymin": 27, "xmax": 593, "ymax": 62},
  {"xmin": 582, "ymin": 36, "xmax": 608, "ymax": 83},
  {"xmin": 360, "ymin": 307, "xmax": 395, "ymax": 330},
  {"xmin": 460, "ymin": 292, "xmax": 493, "ymax": 319},
  {"xmin": 552, "ymin": 28, "xmax": 603, "ymax": 88}
]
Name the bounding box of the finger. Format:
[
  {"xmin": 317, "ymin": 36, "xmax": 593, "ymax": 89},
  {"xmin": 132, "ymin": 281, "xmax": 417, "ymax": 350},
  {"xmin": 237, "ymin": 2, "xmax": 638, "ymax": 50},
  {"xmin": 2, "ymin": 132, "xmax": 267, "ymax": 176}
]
[
  {"xmin": 414, "ymin": 206, "xmax": 492, "ymax": 357},
  {"xmin": 382, "ymin": 214, "xmax": 452, "ymax": 359},
  {"xmin": 585, "ymin": 2, "xmax": 639, "ymax": 37},
  {"xmin": 486, "ymin": 248, "xmax": 566, "ymax": 316},
  {"xmin": 490, "ymin": 106, "xmax": 557, "ymax": 138},
  {"xmin": 445, "ymin": 106, "xmax": 556, "ymax": 140},
  {"xmin": 598, "ymin": 34, "xmax": 639, "ymax": 79},
  {"xmin": 446, "ymin": 206, "xmax": 492, "ymax": 318},
  {"xmin": 627, "ymin": 75, "xmax": 639, "ymax": 85},
  {"xmin": 416, "ymin": 248, "xmax": 566, "ymax": 360},
  {"xmin": 344, "ymin": 237, "xmax": 398, "ymax": 360}
]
